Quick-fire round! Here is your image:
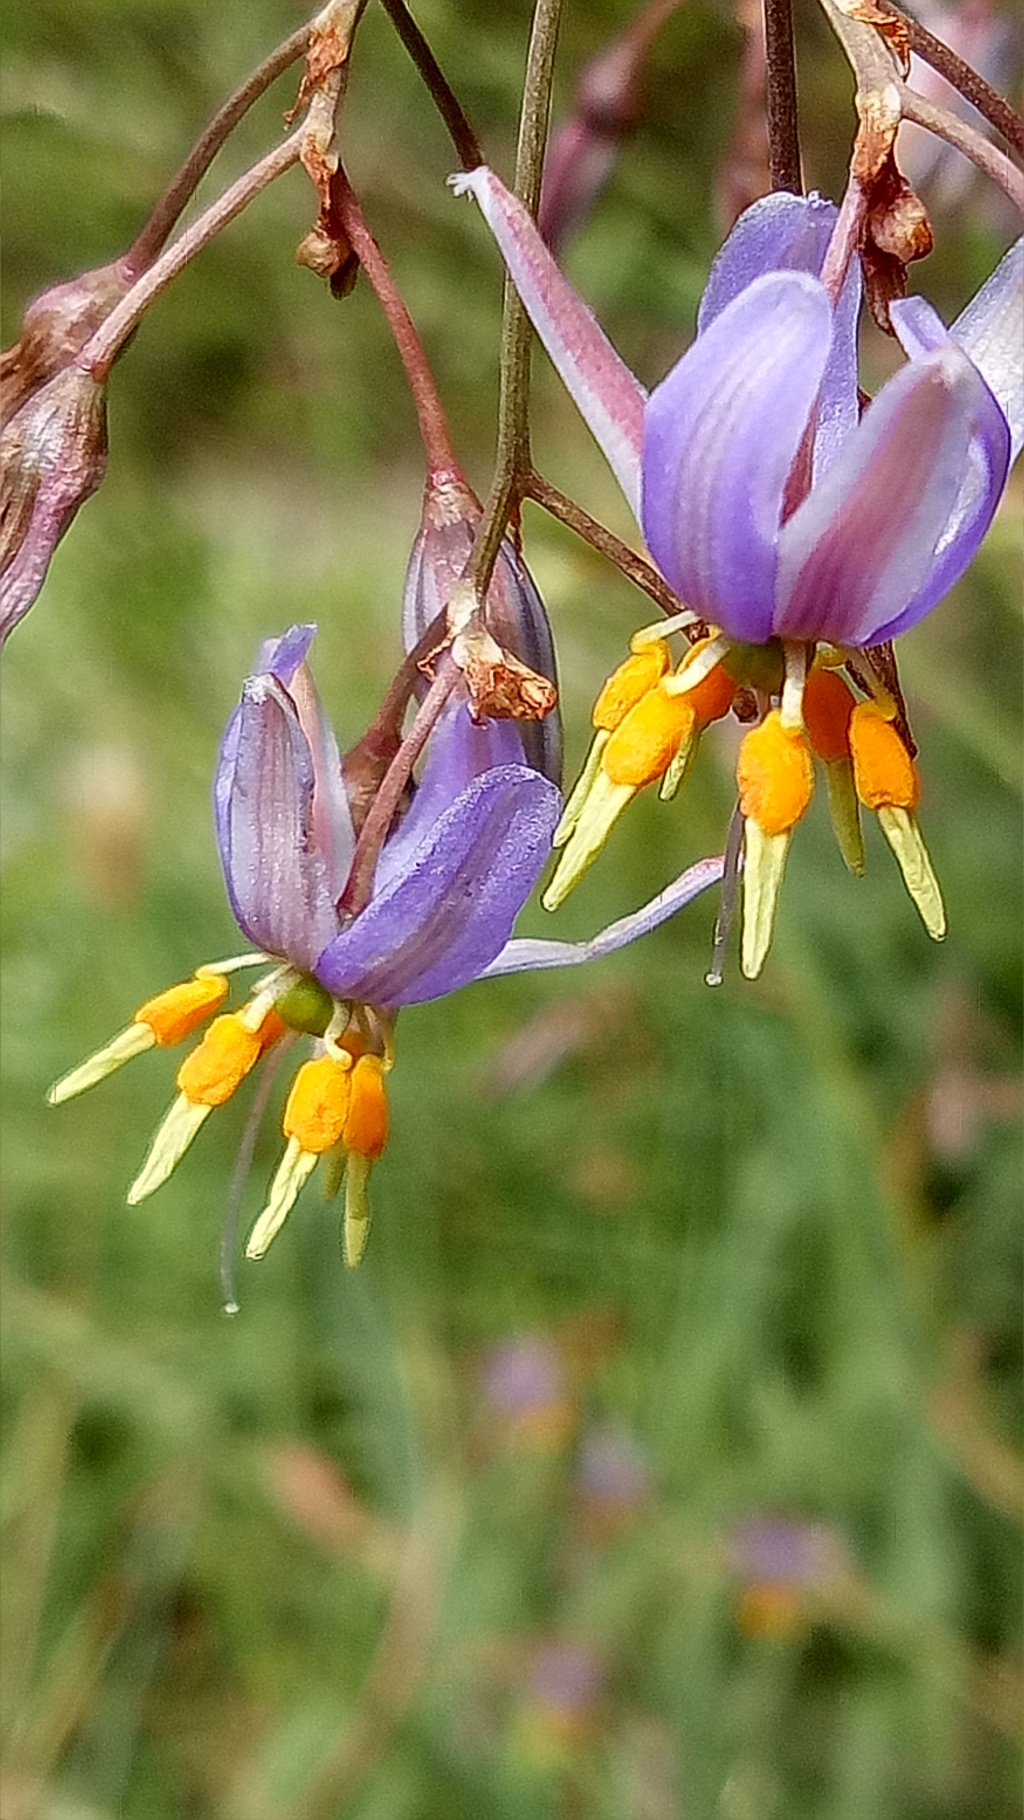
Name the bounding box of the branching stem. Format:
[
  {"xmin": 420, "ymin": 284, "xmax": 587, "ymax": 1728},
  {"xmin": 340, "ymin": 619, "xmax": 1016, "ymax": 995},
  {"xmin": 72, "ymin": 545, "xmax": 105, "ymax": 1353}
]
[
  {"xmin": 885, "ymin": 0, "xmax": 1024, "ymax": 157},
  {"xmin": 899, "ymin": 85, "xmax": 1024, "ymax": 211},
  {"xmin": 126, "ymin": 26, "xmax": 311, "ymax": 276},
  {"xmin": 78, "ymin": 130, "xmax": 306, "ymax": 380},
  {"xmin": 525, "ymin": 472, "xmax": 688, "ymax": 620}
]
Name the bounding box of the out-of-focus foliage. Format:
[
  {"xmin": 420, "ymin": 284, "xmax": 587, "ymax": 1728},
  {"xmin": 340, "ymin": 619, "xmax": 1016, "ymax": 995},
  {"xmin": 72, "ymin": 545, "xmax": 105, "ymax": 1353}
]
[{"xmin": 1, "ymin": 4, "xmax": 1021, "ymax": 1818}]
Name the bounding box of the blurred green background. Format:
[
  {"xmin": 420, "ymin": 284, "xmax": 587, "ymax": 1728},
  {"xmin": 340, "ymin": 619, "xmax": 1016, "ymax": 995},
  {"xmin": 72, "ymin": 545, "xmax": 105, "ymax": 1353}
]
[{"xmin": 2, "ymin": 3, "xmax": 1021, "ymax": 1817}]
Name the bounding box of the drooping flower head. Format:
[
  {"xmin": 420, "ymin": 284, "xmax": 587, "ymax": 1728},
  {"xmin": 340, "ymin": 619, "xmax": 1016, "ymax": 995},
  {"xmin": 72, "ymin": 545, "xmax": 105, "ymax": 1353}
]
[
  {"xmin": 50, "ymin": 616, "xmax": 721, "ymax": 1273},
  {"xmin": 454, "ymin": 168, "xmax": 1020, "ymax": 975}
]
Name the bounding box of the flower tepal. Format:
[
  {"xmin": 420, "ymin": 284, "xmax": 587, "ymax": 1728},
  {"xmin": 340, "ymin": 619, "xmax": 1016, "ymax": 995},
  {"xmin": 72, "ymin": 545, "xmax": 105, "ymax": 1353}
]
[
  {"xmin": 456, "ymin": 168, "xmax": 1018, "ymax": 975},
  {"xmin": 50, "ymin": 625, "xmax": 722, "ymax": 1274}
]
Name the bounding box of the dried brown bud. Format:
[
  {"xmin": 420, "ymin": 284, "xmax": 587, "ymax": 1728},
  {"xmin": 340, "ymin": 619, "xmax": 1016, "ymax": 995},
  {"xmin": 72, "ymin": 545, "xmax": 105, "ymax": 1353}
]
[
  {"xmin": 0, "ymin": 260, "xmax": 131, "ymax": 423},
  {"xmin": 458, "ymin": 632, "xmax": 560, "ymax": 727},
  {"xmin": 403, "ymin": 471, "xmax": 562, "ymax": 783},
  {"xmin": 1, "ymin": 366, "xmax": 108, "ymax": 646},
  {"xmin": 295, "ymin": 220, "xmax": 360, "ymax": 297},
  {"xmin": 860, "ymin": 151, "xmax": 934, "ymax": 333}
]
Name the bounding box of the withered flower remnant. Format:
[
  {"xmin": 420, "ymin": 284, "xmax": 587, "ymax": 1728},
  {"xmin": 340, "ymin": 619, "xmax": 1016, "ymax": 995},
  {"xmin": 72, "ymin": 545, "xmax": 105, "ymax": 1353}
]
[{"xmin": 1, "ymin": 366, "xmax": 109, "ymax": 648}]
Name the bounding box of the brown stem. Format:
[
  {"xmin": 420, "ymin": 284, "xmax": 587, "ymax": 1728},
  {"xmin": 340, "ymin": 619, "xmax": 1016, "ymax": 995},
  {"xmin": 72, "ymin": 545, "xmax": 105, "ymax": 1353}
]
[
  {"xmin": 330, "ymin": 171, "xmax": 458, "ymax": 476},
  {"xmin": 339, "ymin": 657, "xmax": 458, "ymax": 918},
  {"xmin": 524, "ymin": 471, "xmax": 688, "ymax": 619},
  {"xmin": 899, "ymin": 85, "xmax": 1024, "ymax": 210},
  {"xmin": 378, "ymin": 0, "xmax": 484, "ymax": 168},
  {"xmin": 763, "ymin": 0, "xmax": 803, "ymax": 192},
  {"xmin": 885, "ymin": 0, "xmax": 1024, "ymax": 157},
  {"xmin": 125, "ymin": 26, "xmax": 311, "ymax": 276},
  {"xmin": 78, "ymin": 130, "xmax": 305, "ymax": 380}
]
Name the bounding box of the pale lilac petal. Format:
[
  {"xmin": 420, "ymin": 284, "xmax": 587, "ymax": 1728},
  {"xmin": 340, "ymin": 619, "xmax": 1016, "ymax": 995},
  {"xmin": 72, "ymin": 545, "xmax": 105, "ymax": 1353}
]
[
  {"xmin": 314, "ymin": 766, "xmax": 561, "ymax": 1008},
  {"xmin": 952, "ymin": 237, "xmax": 1023, "ymax": 460},
  {"xmin": 894, "ymin": 240, "xmax": 1023, "ymax": 463},
  {"xmin": 642, "ymin": 272, "xmax": 832, "ymax": 642},
  {"xmin": 452, "ymin": 167, "xmax": 646, "ymax": 518},
  {"xmin": 866, "ymin": 368, "xmax": 1010, "ymax": 642},
  {"xmin": 286, "ymin": 660, "xmax": 355, "ymax": 899},
  {"xmin": 697, "ymin": 190, "xmax": 861, "ymax": 476},
  {"xmin": 480, "ymin": 855, "xmax": 725, "ymax": 979},
  {"xmin": 215, "ymin": 675, "xmax": 340, "ymax": 970},
  {"xmin": 244, "ymin": 625, "xmax": 354, "ymax": 899},
  {"xmin": 775, "ymin": 342, "xmax": 1009, "ymax": 645}
]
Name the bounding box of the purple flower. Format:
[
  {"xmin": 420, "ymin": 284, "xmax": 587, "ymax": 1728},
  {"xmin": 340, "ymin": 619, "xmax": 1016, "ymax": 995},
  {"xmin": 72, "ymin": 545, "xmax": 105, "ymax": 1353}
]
[
  {"xmin": 50, "ymin": 625, "xmax": 722, "ymax": 1265},
  {"xmin": 455, "ymin": 170, "xmax": 1016, "ymax": 650},
  {"xmin": 453, "ymin": 169, "xmax": 1020, "ymax": 974}
]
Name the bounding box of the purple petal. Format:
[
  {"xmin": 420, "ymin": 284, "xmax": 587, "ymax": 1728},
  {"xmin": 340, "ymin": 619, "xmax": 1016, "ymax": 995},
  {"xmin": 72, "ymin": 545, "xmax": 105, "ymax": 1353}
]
[
  {"xmin": 215, "ymin": 675, "xmax": 340, "ymax": 970},
  {"xmin": 314, "ymin": 766, "xmax": 561, "ymax": 1008},
  {"xmin": 246, "ymin": 625, "xmax": 354, "ymax": 898},
  {"xmin": 893, "ymin": 240, "xmax": 1023, "ymax": 464},
  {"xmin": 374, "ymin": 702, "xmax": 530, "ymax": 890},
  {"xmin": 698, "ymin": 192, "xmax": 842, "ymax": 323},
  {"xmin": 697, "ymin": 191, "xmax": 861, "ymax": 477},
  {"xmin": 775, "ymin": 342, "xmax": 1010, "ymax": 645},
  {"xmin": 642, "ymin": 272, "xmax": 832, "ymax": 642},
  {"xmin": 255, "ymin": 623, "xmax": 316, "ymax": 682},
  {"xmin": 481, "ymin": 855, "xmax": 725, "ymax": 978},
  {"xmin": 452, "ymin": 167, "xmax": 647, "ymax": 518}
]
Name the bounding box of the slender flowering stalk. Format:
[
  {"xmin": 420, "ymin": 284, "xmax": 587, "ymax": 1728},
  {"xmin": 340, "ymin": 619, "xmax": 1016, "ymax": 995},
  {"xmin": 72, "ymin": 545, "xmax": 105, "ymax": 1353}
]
[
  {"xmin": 50, "ymin": 626, "xmax": 721, "ymax": 1272},
  {"xmin": 454, "ymin": 166, "xmax": 1020, "ymax": 975}
]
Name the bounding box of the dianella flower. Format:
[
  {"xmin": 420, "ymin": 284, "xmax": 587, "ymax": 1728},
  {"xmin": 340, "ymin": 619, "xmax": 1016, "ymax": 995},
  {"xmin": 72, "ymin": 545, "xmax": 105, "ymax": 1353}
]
[
  {"xmin": 50, "ymin": 623, "xmax": 722, "ymax": 1270},
  {"xmin": 454, "ymin": 168, "xmax": 1020, "ymax": 976}
]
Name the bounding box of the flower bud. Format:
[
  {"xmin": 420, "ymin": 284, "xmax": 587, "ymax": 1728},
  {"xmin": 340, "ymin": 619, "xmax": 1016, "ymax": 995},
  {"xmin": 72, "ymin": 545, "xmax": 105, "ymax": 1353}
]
[
  {"xmin": 1, "ymin": 365, "xmax": 108, "ymax": 646},
  {"xmin": 402, "ymin": 470, "xmax": 562, "ymax": 782},
  {"xmin": 1, "ymin": 259, "xmax": 131, "ymax": 421}
]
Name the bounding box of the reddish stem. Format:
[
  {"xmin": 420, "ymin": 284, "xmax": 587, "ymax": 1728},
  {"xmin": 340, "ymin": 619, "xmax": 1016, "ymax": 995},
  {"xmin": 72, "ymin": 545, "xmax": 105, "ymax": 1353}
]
[
  {"xmin": 330, "ymin": 170, "xmax": 459, "ymax": 478},
  {"xmin": 339, "ymin": 657, "xmax": 459, "ymax": 918},
  {"xmin": 125, "ymin": 26, "xmax": 310, "ymax": 278}
]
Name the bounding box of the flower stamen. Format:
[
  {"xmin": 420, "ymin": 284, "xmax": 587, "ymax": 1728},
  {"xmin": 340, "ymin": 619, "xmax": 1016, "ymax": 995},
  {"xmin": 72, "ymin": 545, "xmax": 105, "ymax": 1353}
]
[{"xmin": 849, "ymin": 703, "xmax": 945, "ymax": 938}]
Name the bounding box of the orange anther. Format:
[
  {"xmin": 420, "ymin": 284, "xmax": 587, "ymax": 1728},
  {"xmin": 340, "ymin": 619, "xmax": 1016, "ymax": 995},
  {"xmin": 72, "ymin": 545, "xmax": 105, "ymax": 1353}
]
[
  {"xmin": 681, "ymin": 640, "xmax": 739, "ymax": 730},
  {"xmin": 602, "ymin": 685, "xmax": 695, "ymax": 788},
  {"xmin": 343, "ymin": 1056, "xmax": 389, "ymax": 1160},
  {"xmin": 176, "ymin": 1013, "xmax": 264, "ymax": 1108},
  {"xmin": 282, "ymin": 1055, "xmax": 352, "ymax": 1154},
  {"xmin": 737, "ymin": 710, "xmax": 814, "ymax": 837},
  {"xmin": 592, "ymin": 641, "xmax": 670, "ymax": 731},
  {"xmin": 134, "ymin": 973, "xmax": 228, "ymax": 1046},
  {"xmin": 255, "ymin": 1008, "xmax": 288, "ymax": 1054},
  {"xmin": 803, "ymin": 669, "xmax": 855, "ymax": 764},
  {"xmin": 849, "ymin": 704, "xmax": 919, "ymax": 811}
]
